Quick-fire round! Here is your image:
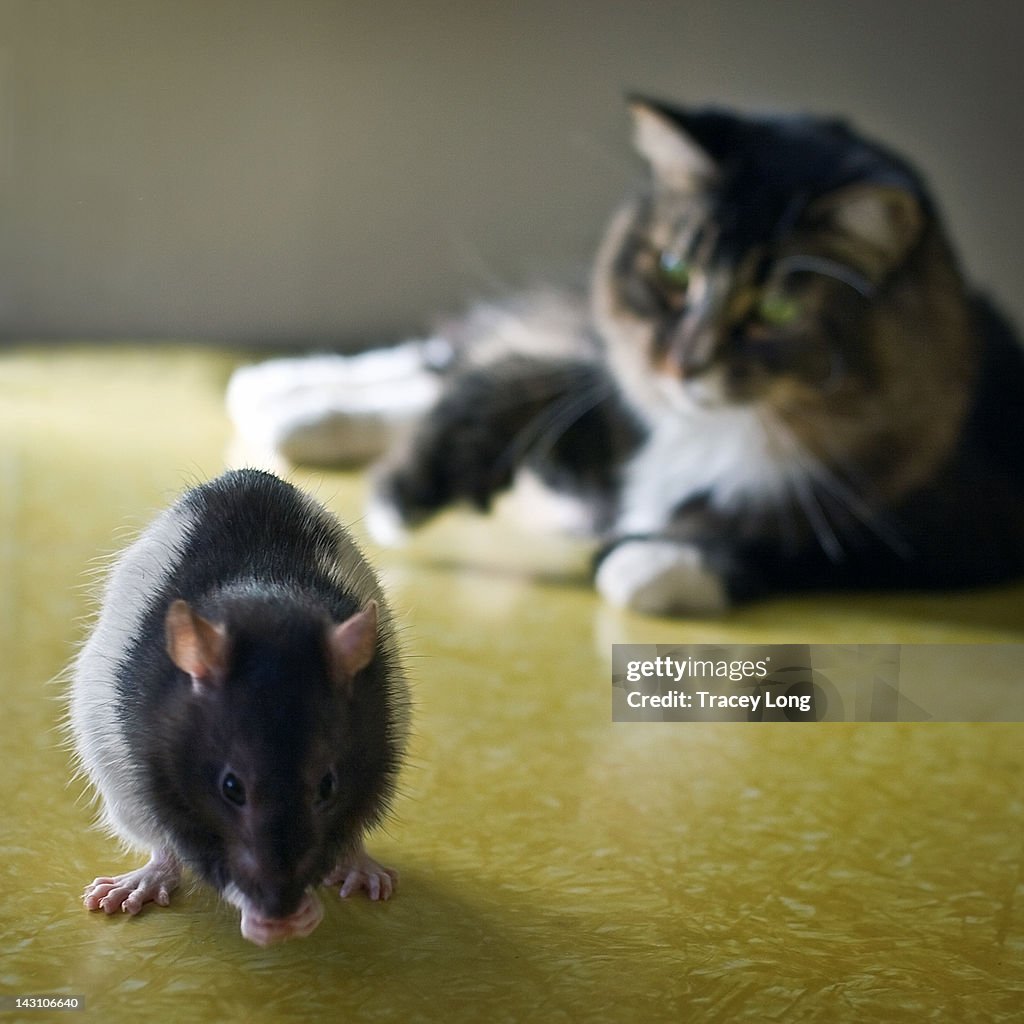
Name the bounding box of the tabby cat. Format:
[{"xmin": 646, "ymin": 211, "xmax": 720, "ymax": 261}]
[{"xmin": 365, "ymin": 98, "xmax": 1024, "ymax": 614}]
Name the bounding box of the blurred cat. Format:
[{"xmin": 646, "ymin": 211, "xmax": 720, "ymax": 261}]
[
  {"xmin": 230, "ymin": 98, "xmax": 1024, "ymax": 615},
  {"xmin": 367, "ymin": 98, "xmax": 1024, "ymax": 613}
]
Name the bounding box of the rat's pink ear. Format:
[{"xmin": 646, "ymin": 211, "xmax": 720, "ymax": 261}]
[
  {"xmin": 328, "ymin": 601, "xmax": 378, "ymax": 692},
  {"xmin": 166, "ymin": 599, "xmax": 228, "ymax": 688}
]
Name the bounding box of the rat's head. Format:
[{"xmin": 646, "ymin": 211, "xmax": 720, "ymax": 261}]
[{"xmin": 158, "ymin": 592, "xmax": 392, "ymax": 925}]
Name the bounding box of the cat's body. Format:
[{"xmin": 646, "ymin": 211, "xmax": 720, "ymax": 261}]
[{"xmin": 366, "ymin": 99, "xmax": 1024, "ymax": 613}]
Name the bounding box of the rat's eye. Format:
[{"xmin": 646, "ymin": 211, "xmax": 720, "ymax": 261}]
[
  {"xmin": 317, "ymin": 770, "xmax": 337, "ymax": 803},
  {"xmin": 656, "ymin": 252, "xmax": 691, "ymax": 291},
  {"xmin": 221, "ymin": 772, "xmax": 246, "ymax": 807},
  {"xmin": 757, "ymin": 292, "xmax": 804, "ymax": 328}
]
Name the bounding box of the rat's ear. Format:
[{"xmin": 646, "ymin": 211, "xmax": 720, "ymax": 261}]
[
  {"xmin": 328, "ymin": 601, "xmax": 378, "ymax": 692},
  {"xmin": 166, "ymin": 599, "xmax": 228, "ymax": 688}
]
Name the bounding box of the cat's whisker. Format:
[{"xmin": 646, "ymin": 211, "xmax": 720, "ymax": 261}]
[
  {"xmin": 493, "ymin": 379, "xmax": 615, "ymax": 479},
  {"xmin": 466, "ymin": 365, "xmax": 593, "ymax": 418},
  {"xmin": 759, "ymin": 411, "xmax": 912, "ymax": 561},
  {"xmin": 811, "ymin": 461, "xmax": 914, "ymax": 559},
  {"xmin": 756, "ymin": 411, "xmax": 846, "ymax": 563},
  {"xmin": 766, "ymin": 441, "xmax": 803, "ymax": 557},
  {"xmin": 790, "ymin": 466, "xmax": 845, "ymax": 563},
  {"xmin": 808, "ymin": 435, "xmax": 916, "ymax": 559},
  {"xmin": 527, "ymin": 382, "xmax": 618, "ymax": 465},
  {"xmin": 787, "ymin": 438, "xmax": 911, "ymax": 558}
]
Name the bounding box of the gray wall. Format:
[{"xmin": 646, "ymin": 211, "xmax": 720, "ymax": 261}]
[{"xmin": 2, "ymin": 0, "xmax": 1021, "ymax": 346}]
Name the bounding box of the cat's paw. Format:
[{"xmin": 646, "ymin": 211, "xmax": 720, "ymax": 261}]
[
  {"xmin": 595, "ymin": 540, "xmax": 729, "ymax": 615},
  {"xmin": 226, "ymin": 342, "xmax": 446, "ymax": 466},
  {"xmin": 365, "ymin": 486, "xmax": 413, "ymax": 547}
]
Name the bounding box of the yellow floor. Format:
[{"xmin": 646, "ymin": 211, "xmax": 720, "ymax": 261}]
[{"xmin": 1, "ymin": 345, "xmax": 1022, "ymax": 1022}]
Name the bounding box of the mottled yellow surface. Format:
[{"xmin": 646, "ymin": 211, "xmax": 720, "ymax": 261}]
[{"xmin": 1, "ymin": 345, "xmax": 1022, "ymax": 1023}]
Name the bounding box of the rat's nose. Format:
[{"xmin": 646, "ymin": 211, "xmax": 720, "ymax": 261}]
[
  {"xmin": 246, "ymin": 850, "xmax": 310, "ymax": 920},
  {"xmin": 253, "ymin": 877, "xmax": 307, "ymax": 921}
]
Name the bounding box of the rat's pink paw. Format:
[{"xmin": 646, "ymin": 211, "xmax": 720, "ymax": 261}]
[
  {"xmin": 323, "ymin": 845, "xmax": 398, "ymax": 901},
  {"xmin": 82, "ymin": 852, "xmax": 182, "ymax": 916},
  {"xmin": 239, "ymin": 891, "xmax": 324, "ymax": 947}
]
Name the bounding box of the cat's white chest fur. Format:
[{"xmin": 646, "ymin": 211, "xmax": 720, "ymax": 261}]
[
  {"xmin": 596, "ymin": 396, "xmax": 802, "ymax": 614},
  {"xmin": 616, "ymin": 398, "xmax": 796, "ymax": 535}
]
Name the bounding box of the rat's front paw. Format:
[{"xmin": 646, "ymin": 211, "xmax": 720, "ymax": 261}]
[
  {"xmin": 82, "ymin": 851, "xmax": 182, "ymax": 915},
  {"xmin": 596, "ymin": 540, "xmax": 729, "ymax": 615},
  {"xmin": 323, "ymin": 845, "xmax": 398, "ymax": 902}
]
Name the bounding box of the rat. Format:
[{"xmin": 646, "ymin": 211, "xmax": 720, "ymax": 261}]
[{"xmin": 69, "ymin": 468, "xmax": 410, "ymax": 946}]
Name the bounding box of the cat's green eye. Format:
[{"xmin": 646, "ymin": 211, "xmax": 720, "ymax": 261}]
[
  {"xmin": 757, "ymin": 293, "xmax": 803, "ymax": 327},
  {"xmin": 656, "ymin": 252, "xmax": 691, "ymax": 290}
]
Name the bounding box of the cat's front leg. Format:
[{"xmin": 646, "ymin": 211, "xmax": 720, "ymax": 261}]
[
  {"xmin": 368, "ymin": 358, "xmax": 585, "ymax": 544},
  {"xmin": 595, "ymin": 539, "xmax": 733, "ymax": 615},
  {"xmin": 226, "ymin": 339, "xmax": 450, "ymax": 466}
]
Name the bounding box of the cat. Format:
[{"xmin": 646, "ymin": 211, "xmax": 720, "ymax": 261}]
[
  {"xmin": 231, "ymin": 97, "xmax": 1024, "ymax": 615},
  {"xmin": 362, "ymin": 97, "xmax": 1024, "ymax": 614}
]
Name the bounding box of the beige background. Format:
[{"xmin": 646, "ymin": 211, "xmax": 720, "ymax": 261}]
[{"xmin": 2, "ymin": 0, "xmax": 1021, "ymax": 346}]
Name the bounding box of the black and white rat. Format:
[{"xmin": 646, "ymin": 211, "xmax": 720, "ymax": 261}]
[{"xmin": 70, "ymin": 468, "xmax": 410, "ymax": 946}]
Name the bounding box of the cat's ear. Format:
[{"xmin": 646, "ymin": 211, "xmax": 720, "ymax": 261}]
[
  {"xmin": 628, "ymin": 98, "xmax": 714, "ymax": 190},
  {"xmin": 813, "ymin": 184, "xmax": 924, "ymax": 275}
]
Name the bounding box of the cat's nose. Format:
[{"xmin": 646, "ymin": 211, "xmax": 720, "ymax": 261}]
[{"xmin": 659, "ymin": 325, "xmax": 718, "ymax": 380}]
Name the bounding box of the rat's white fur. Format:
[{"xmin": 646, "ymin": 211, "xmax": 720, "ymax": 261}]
[{"xmin": 71, "ymin": 501, "xmax": 194, "ymax": 851}]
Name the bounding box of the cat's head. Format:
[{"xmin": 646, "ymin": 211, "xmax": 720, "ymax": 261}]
[{"xmin": 593, "ymin": 98, "xmax": 965, "ymax": 431}]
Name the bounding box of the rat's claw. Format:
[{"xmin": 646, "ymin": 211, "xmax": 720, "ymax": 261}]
[
  {"xmin": 340, "ymin": 870, "xmax": 375, "ymax": 900},
  {"xmin": 122, "ymin": 889, "xmax": 146, "ymax": 915},
  {"xmin": 325, "ymin": 843, "xmax": 398, "ymax": 901},
  {"xmin": 81, "ymin": 852, "xmax": 182, "ymax": 916}
]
